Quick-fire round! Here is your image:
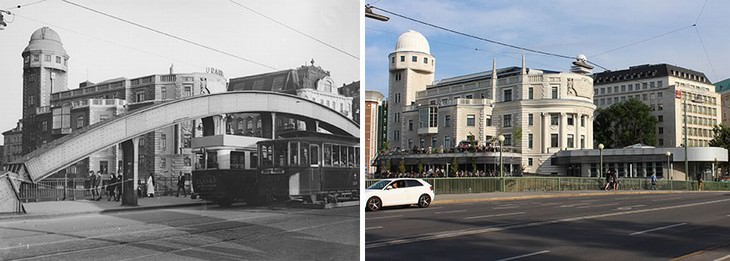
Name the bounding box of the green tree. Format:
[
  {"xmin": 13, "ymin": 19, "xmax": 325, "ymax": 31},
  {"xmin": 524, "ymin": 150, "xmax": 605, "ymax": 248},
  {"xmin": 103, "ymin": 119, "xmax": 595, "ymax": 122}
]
[
  {"xmin": 709, "ymin": 125, "xmax": 730, "ymax": 150},
  {"xmin": 512, "ymin": 127, "xmax": 523, "ymax": 147},
  {"xmin": 417, "ymin": 160, "xmax": 424, "ymax": 174},
  {"xmin": 451, "ymin": 157, "xmax": 459, "ymax": 176},
  {"xmin": 593, "ymin": 99, "xmax": 657, "ymax": 148},
  {"xmin": 399, "ymin": 158, "xmax": 406, "ymax": 173}
]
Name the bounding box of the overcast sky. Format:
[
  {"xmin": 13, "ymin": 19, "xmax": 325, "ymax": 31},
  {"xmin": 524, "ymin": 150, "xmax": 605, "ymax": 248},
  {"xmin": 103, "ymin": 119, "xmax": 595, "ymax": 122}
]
[
  {"xmin": 0, "ymin": 0, "xmax": 359, "ymax": 145},
  {"xmin": 365, "ymin": 0, "xmax": 730, "ymax": 96}
]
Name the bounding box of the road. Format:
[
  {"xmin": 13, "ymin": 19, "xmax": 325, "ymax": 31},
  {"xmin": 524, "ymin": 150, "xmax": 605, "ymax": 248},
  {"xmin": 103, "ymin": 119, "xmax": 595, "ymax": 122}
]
[
  {"xmin": 366, "ymin": 192, "xmax": 730, "ymax": 260},
  {"xmin": 0, "ymin": 204, "xmax": 358, "ymax": 260}
]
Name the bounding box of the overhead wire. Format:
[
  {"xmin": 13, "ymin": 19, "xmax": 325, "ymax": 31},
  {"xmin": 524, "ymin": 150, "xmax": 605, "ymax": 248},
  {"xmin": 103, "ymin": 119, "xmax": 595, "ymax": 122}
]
[
  {"xmin": 589, "ymin": 24, "xmax": 696, "ymax": 59},
  {"xmin": 60, "ymin": 0, "xmax": 278, "ymax": 70},
  {"xmin": 368, "ymin": 5, "xmax": 610, "ymax": 71},
  {"xmin": 4, "ymin": 0, "xmax": 49, "ymax": 10},
  {"xmin": 229, "ymin": 0, "xmax": 359, "ymax": 60}
]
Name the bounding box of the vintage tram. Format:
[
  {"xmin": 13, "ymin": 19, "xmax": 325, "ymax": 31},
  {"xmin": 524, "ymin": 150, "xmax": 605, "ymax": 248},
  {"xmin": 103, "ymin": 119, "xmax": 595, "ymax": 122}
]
[{"xmin": 192, "ymin": 131, "xmax": 359, "ymax": 206}]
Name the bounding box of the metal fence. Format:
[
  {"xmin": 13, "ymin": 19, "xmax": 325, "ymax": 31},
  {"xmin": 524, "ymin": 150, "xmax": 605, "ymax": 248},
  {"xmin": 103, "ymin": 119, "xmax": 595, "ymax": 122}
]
[
  {"xmin": 365, "ymin": 177, "xmax": 730, "ymax": 194},
  {"xmin": 18, "ymin": 177, "xmax": 189, "ymax": 202}
]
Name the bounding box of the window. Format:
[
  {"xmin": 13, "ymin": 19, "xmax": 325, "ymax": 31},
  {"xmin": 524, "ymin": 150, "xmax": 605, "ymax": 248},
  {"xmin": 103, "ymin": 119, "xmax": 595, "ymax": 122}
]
[
  {"xmin": 503, "ymin": 134, "xmax": 512, "ymax": 146},
  {"xmin": 551, "ymin": 114, "xmax": 559, "ymax": 125},
  {"xmin": 160, "ymin": 158, "xmax": 167, "ymax": 169},
  {"xmin": 431, "ymin": 137, "xmax": 437, "ymax": 148},
  {"xmin": 45, "ymin": 55, "xmax": 51, "ymax": 62},
  {"xmin": 184, "ymin": 85, "xmax": 192, "ymax": 97},
  {"xmin": 580, "ymin": 135, "xmax": 585, "ymax": 148},
  {"xmin": 503, "ymin": 89, "xmax": 512, "ymax": 102},
  {"xmin": 445, "ymin": 115, "xmax": 451, "ymax": 127},
  {"xmin": 658, "ymin": 127, "xmax": 664, "ymax": 134},
  {"xmin": 429, "ymin": 107, "xmax": 438, "ymax": 127},
  {"xmin": 658, "ymin": 115, "xmax": 663, "ymax": 122},
  {"xmin": 408, "ymin": 120, "xmax": 413, "ymax": 131},
  {"xmin": 41, "ymin": 121, "xmax": 47, "ymax": 131},
  {"xmin": 552, "ymin": 86, "xmax": 559, "ymax": 99},
  {"xmin": 567, "ymin": 134, "xmax": 574, "ymax": 148},
  {"xmin": 77, "ymin": 115, "xmax": 84, "ymax": 129},
  {"xmin": 528, "ymin": 113, "xmax": 533, "ymax": 126},
  {"xmin": 309, "ymin": 145, "xmax": 319, "ymax": 166},
  {"xmin": 580, "ymin": 116, "xmax": 585, "ymax": 127},
  {"xmin": 24, "ymin": 55, "xmax": 29, "ymax": 63},
  {"xmin": 56, "ymin": 56, "xmax": 61, "ymax": 63},
  {"xmin": 32, "ymin": 54, "xmax": 39, "ymax": 62},
  {"xmin": 444, "ymin": 136, "xmax": 451, "ymax": 148},
  {"xmin": 136, "ymin": 91, "xmax": 145, "ymax": 102},
  {"xmin": 486, "ymin": 116, "xmax": 492, "ymax": 126},
  {"xmin": 400, "ymin": 56, "xmax": 405, "ymax": 62},
  {"xmin": 231, "ymin": 151, "xmax": 245, "ymax": 169},
  {"xmin": 412, "ymin": 56, "xmax": 417, "ymax": 62},
  {"xmin": 567, "ymin": 114, "xmax": 574, "ymax": 125},
  {"xmin": 161, "ymin": 87, "xmax": 167, "ymax": 99},
  {"xmin": 466, "ymin": 114, "xmax": 475, "ymax": 126},
  {"xmin": 551, "ymin": 134, "xmax": 559, "ymax": 148},
  {"xmin": 503, "ymin": 114, "xmax": 512, "ymax": 128},
  {"xmin": 528, "ymin": 158, "xmax": 533, "ymax": 166},
  {"xmin": 160, "ymin": 133, "xmax": 167, "ymax": 151},
  {"xmin": 528, "ymin": 87, "xmax": 534, "ymax": 99},
  {"xmin": 391, "ymin": 57, "xmax": 395, "ymax": 63},
  {"xmin": 528, "ymin": 134, "xmax": 533, "ymax": 148},
  {"xmin": 424, "ymin": 57, "xmax": 428, "ymax": 64}
]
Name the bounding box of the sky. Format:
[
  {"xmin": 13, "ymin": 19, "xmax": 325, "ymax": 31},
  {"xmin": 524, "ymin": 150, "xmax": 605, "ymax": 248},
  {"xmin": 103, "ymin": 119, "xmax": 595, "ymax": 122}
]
[
  {"xmin": 365, "ymin": 0, "xmax": 730, "ymax": 96},
  {"xmin": 0, "ymin": 0, "xmax": 359, "ymax": 145}
]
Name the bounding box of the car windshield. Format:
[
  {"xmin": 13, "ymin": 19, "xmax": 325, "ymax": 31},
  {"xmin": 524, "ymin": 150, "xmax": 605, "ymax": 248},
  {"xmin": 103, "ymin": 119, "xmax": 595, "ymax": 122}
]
[{"xmin": 367, "ymin": 180, "xmax": 392, "ymax": 190}]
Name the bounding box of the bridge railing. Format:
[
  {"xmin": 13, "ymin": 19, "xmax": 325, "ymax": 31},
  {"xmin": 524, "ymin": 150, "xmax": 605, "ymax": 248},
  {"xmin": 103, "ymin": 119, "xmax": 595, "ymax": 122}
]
[
  {"xmin": 18, "ymin": 177, "xmax": 189, "ymax": 202},
  {"xmin": 365, "ymin": 177, "xmax": 730, "ymax": 194}
]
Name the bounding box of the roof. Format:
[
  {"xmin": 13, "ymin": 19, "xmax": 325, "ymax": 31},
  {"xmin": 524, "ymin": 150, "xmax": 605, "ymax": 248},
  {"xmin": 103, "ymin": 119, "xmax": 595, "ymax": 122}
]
[
  {"xmin": 395, "ymin": 30, "xmax": 430, "ymax": 54},
  {"xmin": 430, "ymin": 67, "xmax": 559, "ymax": 88},
  {"xmin": 593, "ymin": 64, "xmax": 711, "ymax": 85},
  {"xmin": 23, "ymin": 27, "xmax": 68, "ymax": 55},
  {"xmin": 715, "ymin": 78, "xmax": 730, "ymax": 93}
]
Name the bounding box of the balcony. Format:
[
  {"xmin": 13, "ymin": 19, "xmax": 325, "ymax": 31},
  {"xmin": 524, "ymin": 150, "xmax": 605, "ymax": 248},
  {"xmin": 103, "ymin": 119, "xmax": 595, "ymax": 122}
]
[
  {"xmin": 36, "ymin": 106, "xmax": 51, "ymax": 114},
  {"xmin": 418, "ymin": 127, "xmax": 438, "ymax": 135}
]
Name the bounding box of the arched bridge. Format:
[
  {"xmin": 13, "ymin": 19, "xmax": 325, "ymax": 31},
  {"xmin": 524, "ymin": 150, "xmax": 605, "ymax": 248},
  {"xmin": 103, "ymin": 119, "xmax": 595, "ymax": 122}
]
[{"xmin": 16, "ymin": 91, "xmax": 359, "ymax": 182}]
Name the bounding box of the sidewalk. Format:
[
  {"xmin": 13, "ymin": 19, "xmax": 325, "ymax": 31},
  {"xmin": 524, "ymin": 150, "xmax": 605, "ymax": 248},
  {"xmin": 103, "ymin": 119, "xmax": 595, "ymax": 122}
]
[
  {"xmin": 0, "ymin": 195, "xmax": 212, "ymax": 221},
  {"xmin": 433, "ymin": 190, "xmax": 702, "ymax": 205}
]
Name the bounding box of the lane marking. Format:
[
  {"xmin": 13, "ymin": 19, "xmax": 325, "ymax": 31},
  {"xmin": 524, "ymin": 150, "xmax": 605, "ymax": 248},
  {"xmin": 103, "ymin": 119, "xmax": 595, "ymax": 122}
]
[
  {"xmin": 366, "ymin": 226, "xmax": 383, "ymax": 230},
  {"xmin": 714, "ymin": 254, "xmax": 730, "ymax": 261},
  {"xmin": 577, "ymin": 203, "xmax": 619, "ymax": 209},
  {"xmin": 560, "ymin": 203, "xmax": 590, "ymax": 208},
  {"xmin": 494, "ymin": 206, "xmax": 520, "ymax": 210},
  {"xmin": 497, "ymin": 250, "xmax": 550, "ymax": 261},
  {"xmin": 434, "ymin": 210, "xmax": 466, "ymax": 214},
  {"xmin": 367, "ymin": 197, "xmax": 730, "ymax": 249},
  {"xmin": 367, "ymin": 215, "xmax": 403, "ymax": 220},
  {"xmin": 464, "ymin": 212, "xmax": 526, "ymax": 220},
  {"xmin": 630, "ymin": 223, "xmax": 687, "ymax": 236},
  {"xmin": 617, "ymin": 204, "xmax": 646, "ymax": 210}
]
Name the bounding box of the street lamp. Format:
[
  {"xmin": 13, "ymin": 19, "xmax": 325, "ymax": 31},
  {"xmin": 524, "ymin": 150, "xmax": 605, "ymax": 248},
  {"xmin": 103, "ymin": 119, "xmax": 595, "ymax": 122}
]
[
  {"xmin": 598, "ymin": 143, "xmax": 604, "ymax": 179},
  {"xmin": 498, "ymin": 135, "xmax": 505, "ymax": 192},
  {"xmin": 666, "ymin": 151, "xmax": 672, "ymax": 190}
]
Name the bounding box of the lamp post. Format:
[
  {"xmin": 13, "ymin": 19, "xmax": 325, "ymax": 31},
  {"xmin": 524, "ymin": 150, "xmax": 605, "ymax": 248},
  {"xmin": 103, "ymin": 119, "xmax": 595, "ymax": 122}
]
[
  {"xmin": 598, "ymin": 143, "xmax": 604, "ymax": 179},
  {"xmin": 684, "ymin": 93, "xmax": 689, "ymax": 185},
  {"xmin": 498, "ymin": 135, "xmax": 505, "ymax": 192},
  {"xmin": 666, "ymin": 151, "xmax": 672, "ymax": 190}
]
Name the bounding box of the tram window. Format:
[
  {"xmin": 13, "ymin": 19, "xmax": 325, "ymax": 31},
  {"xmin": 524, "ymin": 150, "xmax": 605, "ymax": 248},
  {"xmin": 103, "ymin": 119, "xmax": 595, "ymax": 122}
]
[
  {"xmin": 250, "ymin": 152, "xmax": 258, "ymax": 169},
  {"xmin": 275, "ymin": 142, "xmax": 287, "ymax": 167},
  {"xmin": 310, "ymin": 145, "xmax": 319, "ymax": 166},
  {"xmin": 290, "ymin": 142, "xmax": 299, "ymax": 166},
  {"xmin": 300, "ymin": 143, "xmax": 309, "ymax": 166},
  {"xmin": 206, "ymin": 151, "xmax": 218, "ymax": 169},
  {"xmin": 332, "ymin": 145, "xmax": 341, "ymax": 166},
  {"xmin": 261, "ymin": 144, "xmax": 273, "ymax": 167},
  {"xmin": 348, "ymin": 147, "xmax": 355, "ymax": 167},
  {"xmin": 355, "ymin": 147, "xmax": 360, "ymax": 166},
  {"xmin": 324, "ymin": 144, "xmax": 332, "ymax": 166},
  {"xmin": 231, "ymin": 151, "xmax": 245, "ymax": 169}
]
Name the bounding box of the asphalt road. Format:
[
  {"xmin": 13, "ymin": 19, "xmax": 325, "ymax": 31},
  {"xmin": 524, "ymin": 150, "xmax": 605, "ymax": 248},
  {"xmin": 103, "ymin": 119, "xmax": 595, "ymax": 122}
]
[
  {"xmin": 0, "ymin": 204, "xmax": 358, "ymax": 260},
  {"xmin": 366, "ymin": 192, "xmax": 730, "ymax": 261}
]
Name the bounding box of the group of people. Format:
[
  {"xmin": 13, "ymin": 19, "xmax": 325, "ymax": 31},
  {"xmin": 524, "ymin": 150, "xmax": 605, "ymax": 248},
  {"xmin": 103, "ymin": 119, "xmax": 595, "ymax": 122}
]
[
  {"xmin": 87, "ymin": 171, "xmax": 123, "ymax": 201},
  {"xmin": 603, "ymin": 169, "xmax": 620, "ymax": 191}
]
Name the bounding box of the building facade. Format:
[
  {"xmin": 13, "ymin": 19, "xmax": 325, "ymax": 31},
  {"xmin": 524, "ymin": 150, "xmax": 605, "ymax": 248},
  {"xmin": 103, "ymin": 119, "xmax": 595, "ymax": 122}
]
[
  {"xmin": 715, "ymin": 77, "xmax": 730, "ymax": 126},
  {"xmin": 593, "ymin": 64, "xmax": 721, "ymax": 147},
  {"xmin": 365, "ymin": 90, "xmax": 384, "ymax": 175},
  {"xmin": 383, "ymin": 30, "xmax": 596, "ymax": 175},
  {"xmin": 2, "ymin": 120, "xmax": 23, "ymax": 165}
]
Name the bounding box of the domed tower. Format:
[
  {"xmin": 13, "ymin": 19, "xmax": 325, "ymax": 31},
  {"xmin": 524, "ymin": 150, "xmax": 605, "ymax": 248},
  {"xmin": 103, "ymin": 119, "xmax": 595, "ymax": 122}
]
[
  {"xmin": 21, "ymin": 27, "xmax": 69, "ymax": 153},
  {"xmin": 387, "ymin": 30, "xmax": 435, "ymax": 148}
]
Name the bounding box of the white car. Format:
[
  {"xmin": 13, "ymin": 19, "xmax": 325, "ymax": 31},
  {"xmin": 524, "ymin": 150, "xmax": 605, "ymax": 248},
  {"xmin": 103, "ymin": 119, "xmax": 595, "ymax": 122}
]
[{"xmin": 365, "ymin": 178, "xmax": 434, "ymax": 211}]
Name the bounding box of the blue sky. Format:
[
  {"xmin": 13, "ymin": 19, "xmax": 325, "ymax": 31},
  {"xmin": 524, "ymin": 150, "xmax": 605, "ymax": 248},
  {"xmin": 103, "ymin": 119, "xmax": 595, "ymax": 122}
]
[
  {"xmin": 365, "ymin": 0, "xmax": 730, "ymax": 96},
  {"xmin": 0, "ymin": 0, "xmax": 359, "ymax": 144}
]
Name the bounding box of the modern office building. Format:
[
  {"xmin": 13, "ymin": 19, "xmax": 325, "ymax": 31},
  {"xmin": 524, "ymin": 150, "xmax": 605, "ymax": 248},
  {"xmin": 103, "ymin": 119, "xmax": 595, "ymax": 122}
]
[
  {"xmin": 593, "ymin": 64, "xmax": 721, "ymax": 147},
  {"xmin": 381, "ymin": 30, "xmax": 596, "ymax": 175},
  {"xmin": 365, "ymin": 90, "xmax": 384, "ymax": 175}
]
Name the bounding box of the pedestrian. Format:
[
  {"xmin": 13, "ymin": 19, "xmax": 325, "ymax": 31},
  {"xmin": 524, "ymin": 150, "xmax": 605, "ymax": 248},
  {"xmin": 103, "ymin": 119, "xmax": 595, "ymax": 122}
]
[
  {"xmin": 146, "ymin": 174, "xmax": 155, "ymax": 198},
  {"xmin": 108, "ymin": 173, "xmax": 117, "ymax": 201},
  {"xmin": 697, "ymin": 173, "xmax": 703, "ymax": 191},
  {"xmin": 116, "ymin": 174, "xmax": 123, "ymax": 201},
  {"xmin": 650, "ymin": 172, "xmax": 657, "ymax": 190},
  {"xmin": 604, "ymin": 171, "xmax": 612, "ymax": 191},
  {"xmin": 95, "ymin": 171, "xmax": 103, "ymax": 200},
  {"xmin": 612, "ymin": 170, "xmax": 619, "ymax": 191},
  {"xmin": 88, "ymin": 170, "xmax": 97, "ymax": 200},
  {"xmin": 176, "ymin": 172, "xmax": 186, "ymax": 197}
]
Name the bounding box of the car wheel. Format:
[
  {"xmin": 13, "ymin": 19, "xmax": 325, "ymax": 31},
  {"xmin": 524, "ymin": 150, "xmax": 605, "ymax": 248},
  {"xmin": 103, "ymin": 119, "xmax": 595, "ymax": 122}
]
[
  {"xmin": 367, "ymin": 197, "xmax": 382, "ymax": 211},
  {"xmin": 418, "ymin": 194, "xmax": 431, "ymax": 208}
]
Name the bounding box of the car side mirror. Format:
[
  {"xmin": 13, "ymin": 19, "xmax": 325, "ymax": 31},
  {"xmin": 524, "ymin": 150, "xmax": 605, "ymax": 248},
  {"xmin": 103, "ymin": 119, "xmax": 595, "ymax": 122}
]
[{"xmin": 385, "ymin": 185, "xmax": 393, "ymax": 190}]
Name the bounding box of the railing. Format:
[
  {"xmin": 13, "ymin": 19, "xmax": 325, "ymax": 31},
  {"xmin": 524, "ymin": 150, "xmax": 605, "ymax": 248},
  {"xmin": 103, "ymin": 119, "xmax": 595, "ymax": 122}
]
[
  {"xmin": 365, "ymin": 177, "xmax": 730, "ymax": 194},
  {"xmin": 18, "ymin": 177, "xmax": 189, "ymax": 202}
]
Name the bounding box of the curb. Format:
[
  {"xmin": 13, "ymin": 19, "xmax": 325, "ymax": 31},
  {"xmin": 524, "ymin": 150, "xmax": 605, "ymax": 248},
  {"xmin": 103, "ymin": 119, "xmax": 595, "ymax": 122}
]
[
  {"xmin": 0, "ymin": 200, "xmax": 213, "ymax": 221},
  {"xmin": 432, "ymin": 190, "xmax": 703, "ymax": 205}
]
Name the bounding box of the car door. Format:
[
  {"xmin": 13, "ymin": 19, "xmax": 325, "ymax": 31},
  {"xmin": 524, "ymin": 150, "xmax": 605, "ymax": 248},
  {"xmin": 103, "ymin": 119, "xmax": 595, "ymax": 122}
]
[
  {"xmin": 379, "ymin": 180, "xmax": 405, "ymax": 206},
  {"xmin": 404, "ymin": 179, "xmax": 425, "ymax": 204}
]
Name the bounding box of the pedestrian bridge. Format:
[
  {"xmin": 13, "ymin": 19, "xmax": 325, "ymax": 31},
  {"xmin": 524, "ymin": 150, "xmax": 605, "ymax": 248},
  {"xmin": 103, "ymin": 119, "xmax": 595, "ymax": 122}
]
[{"xmin": 11, "ymin": 91, "xmax": 358, "ymax": 183}]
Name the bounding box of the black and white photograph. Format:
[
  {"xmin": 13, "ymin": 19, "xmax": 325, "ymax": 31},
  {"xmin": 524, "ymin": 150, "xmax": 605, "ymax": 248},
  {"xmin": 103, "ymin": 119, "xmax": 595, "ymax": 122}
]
[{"xmin": 0, "ymin": 0, "xmax": 359, "ymax": 260}]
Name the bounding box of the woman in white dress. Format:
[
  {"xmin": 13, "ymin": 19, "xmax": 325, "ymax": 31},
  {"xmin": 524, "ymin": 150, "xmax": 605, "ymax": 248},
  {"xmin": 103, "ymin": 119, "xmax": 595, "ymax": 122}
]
[{"xmin": 146, "ymin": 175, "xmax": 155, "ymax": 198}]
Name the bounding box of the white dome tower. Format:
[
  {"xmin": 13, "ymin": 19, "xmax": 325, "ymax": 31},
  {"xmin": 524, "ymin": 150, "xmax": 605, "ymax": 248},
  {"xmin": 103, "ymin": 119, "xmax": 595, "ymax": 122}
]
[{"xmin": 387, "ymin": 30, "xmax": 435, "ymax": 148}]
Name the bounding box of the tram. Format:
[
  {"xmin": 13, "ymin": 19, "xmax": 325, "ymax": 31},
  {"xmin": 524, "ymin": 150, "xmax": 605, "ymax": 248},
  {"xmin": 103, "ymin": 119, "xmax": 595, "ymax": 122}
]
[{"xmin": 191, "ymin": 131, "xmax": 359, "ymax": 206}]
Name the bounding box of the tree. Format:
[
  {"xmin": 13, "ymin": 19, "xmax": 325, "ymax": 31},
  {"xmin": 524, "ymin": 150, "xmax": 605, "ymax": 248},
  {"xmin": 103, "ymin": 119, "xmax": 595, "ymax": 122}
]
[
  {"xmin": 593, "ymin": 99, "xmax": 657, "ymax": 148},
  {"xmin": 399, "ymin": 158, "xmax": 406, "ymax": 174},
  {"xmin": 451, "ymin": 157, "xmax": 459, "ymax": 176},
  {"xmin": 417, "ymin": 160, "xmax": 424, "ymax": 174},
  {"xmin": 709, "ymin": 125, "xmax": 730, "ymax": 150}
]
